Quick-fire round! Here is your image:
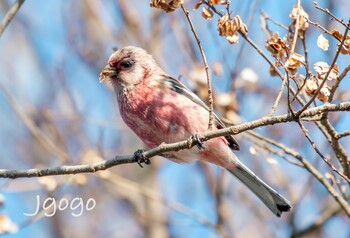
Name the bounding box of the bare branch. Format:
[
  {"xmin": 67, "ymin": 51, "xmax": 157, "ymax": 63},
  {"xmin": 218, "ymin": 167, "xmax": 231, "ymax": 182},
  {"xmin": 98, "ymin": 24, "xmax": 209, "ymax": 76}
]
[
  {"xmin": 297, "ymin": 120, "xmax": 350, "ymax": 183},
  {"xmin": 314, "ymin": 1, "xmax": 349, "ymax": 28},
  {"xmin": 181, "ymin": 4, "xmax": 215, "ymax": 130},
  {"xmin": 244, "ymin": 132, "xmax": 304, "ymax": 167},
  {"xmin": 267, "ymin": 74, "xmax": 288, "ymax": 116},
  {"xmin": 307, "ymin": 18, "xmax": 334, "ymax": 37}
]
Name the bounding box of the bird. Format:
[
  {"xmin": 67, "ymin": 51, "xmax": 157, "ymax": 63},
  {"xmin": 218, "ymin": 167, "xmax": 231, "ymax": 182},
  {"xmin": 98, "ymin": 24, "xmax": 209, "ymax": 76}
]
[{"xmin": 99, "ymin": 46, "xmax": 292, "ymax": 217}]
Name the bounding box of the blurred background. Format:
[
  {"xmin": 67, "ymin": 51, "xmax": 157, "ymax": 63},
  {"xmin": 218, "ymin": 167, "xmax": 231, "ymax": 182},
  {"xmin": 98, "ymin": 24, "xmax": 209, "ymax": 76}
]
[{"xmin": 0, "ymin": 0, "xmax": 349, "ymax": 237}]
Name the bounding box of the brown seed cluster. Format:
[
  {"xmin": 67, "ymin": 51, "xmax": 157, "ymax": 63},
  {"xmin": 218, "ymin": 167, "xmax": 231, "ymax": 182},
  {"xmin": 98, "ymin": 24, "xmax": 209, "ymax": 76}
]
[
  {"xmin": 209, "ymin": 0, "xmax": 222, "ymax": 4},
  {"xmin": 194, "ymin": 1, "xmax": 248, "ymax": 44},
  {"xmin": 331, "ymin": 29, "xmax": 350, "ymax": 55},
  {"xmin": 284, "ymin": 52, "xmax": 305, "ymax": 77},
  {"xmin": 217, "ymin": 14, "xmax": 248, "ymax": 44},
  {"xmin": 201, "ymin": 7, "xmax": 213, "ymax": 20},
  {"xmin": 314, "ymin": 62, "xmax": 338, "ymax": 81},
  {"xmin": 304, "ymin": 62, "xmax": 338, "ymax": 102},
  {"xmin": 265, "ymin": 6, "xmax": 310, "ymax": 77},
  {"xmin": 150, "ymin": 0, "xmax": 183, "ymax": 13},
  {"xmin": 195, "ymin": 0, "xmax": 227, "ymax": 9},
  {"xmin": 265, "ymin": 33, "xmax": 304, "ymax": 77},
  {"xmin": 265, "ymin": 32, "xmax": 290, "ymax": 59},
  {"xmin": 305, "ymin": 77, "xmax": 330, "ymax": 102},
  {"xmin": 289, "ymin": 5, "xmax": 309, "ymax": 31}
]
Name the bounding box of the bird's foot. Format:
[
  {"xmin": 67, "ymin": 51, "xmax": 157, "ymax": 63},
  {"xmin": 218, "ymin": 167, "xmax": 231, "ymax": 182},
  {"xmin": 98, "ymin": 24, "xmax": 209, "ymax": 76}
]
[
  {"xmin": 134, "ymin": 149, "xmax": 151, "ymax": 168},
  {"xmin": 190, "ymin": 134, "xmax": 205, "ymax": 150}
]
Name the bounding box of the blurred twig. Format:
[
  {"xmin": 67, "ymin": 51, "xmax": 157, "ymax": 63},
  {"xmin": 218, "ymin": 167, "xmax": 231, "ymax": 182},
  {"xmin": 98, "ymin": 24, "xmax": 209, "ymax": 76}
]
[
  {"xmin": 0, "ymin": 85, "xmax": 70, "ymax": 161},
  {"xmin": 291, "ymin": 202, "xmax": 344, "ymax": 238},
  {"xmin": 100, "ymin": 173, "xmax": 225, "ymax": 236},
  {"xmin": 0, "ymin": 0, "xmax": 25, "ymax": 37},
  {"xmin": 245, "ymin": 131, "xmax": 304, "ymax": 167},
  {"xmin": 260, "ymin": 9, "xmax": 289, "ymax": 31}
]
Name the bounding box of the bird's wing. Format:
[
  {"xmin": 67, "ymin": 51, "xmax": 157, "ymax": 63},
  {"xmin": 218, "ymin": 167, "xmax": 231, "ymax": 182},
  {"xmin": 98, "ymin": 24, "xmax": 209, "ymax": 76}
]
[{"xmin": 159, "ymin": 74, "xmax": 240, "ymax": 151}]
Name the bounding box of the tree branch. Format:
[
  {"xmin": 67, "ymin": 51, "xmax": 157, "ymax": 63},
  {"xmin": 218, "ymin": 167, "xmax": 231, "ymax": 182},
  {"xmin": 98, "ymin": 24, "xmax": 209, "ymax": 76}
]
[
  {"xmin": 0, "ymin": 102, "xmax": 349, "ymax": 179},
  {"xmin": 320, "ymin": 118, "xmax": 350, "ymax": 177}
]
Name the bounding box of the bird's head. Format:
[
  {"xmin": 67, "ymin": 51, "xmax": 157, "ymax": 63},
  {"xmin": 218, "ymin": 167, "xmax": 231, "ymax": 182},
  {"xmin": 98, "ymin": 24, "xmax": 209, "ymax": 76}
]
[{"xmin": 99, "ymin": 46, "xmax": 161, "ymax": 88}]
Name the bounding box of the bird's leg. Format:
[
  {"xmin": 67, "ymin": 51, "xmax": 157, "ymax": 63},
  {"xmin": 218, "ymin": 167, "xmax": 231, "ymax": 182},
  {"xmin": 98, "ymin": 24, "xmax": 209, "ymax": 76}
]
[
  {"xmin": 134, "ymin": 149, "xmax": 151, "ymax": 168},
  {"xmin": 190, "ymin": 134, "xmax": 205, "ymax": 150}
]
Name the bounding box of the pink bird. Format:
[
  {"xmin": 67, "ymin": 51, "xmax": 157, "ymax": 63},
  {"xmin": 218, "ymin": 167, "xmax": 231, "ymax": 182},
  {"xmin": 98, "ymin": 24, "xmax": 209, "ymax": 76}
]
[{"xmin": 100, "ymin": 46, "xmax": 291, "ymax": 217}]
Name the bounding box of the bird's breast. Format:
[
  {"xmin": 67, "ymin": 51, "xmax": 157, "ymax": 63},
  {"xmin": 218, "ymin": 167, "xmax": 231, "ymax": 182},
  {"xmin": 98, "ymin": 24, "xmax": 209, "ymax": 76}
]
[{"xmin": 117, "ymin": 84, "xmax": 204, "ymax": 147}]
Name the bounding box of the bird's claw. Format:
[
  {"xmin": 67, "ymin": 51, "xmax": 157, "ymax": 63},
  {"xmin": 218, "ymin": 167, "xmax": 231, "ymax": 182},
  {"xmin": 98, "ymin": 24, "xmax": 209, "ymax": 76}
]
[
  {"xmin": 191, "ymin": 134, "xmax": 205, "ymax": 150},
  {"xmin": 134, "ymin": 149, "xmax": 151, "ymax": 168}
]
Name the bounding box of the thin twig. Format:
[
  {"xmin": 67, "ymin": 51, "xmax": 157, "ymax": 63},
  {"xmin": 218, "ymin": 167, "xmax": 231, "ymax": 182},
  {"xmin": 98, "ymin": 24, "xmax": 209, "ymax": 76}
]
[
  {"xmin": 336, "ymin": 131, "xmax": 350, "ymax": 139},
  {"xmin": 297, "ymin": 120, "xmax": 350, "ymax": 183},
  {"xmin": 301, "ymin": 31, "xmax": 311, "ymax": 74},
  {"xmin": 260, "ymin": 9, "xmax": 289, "ymax": 31},
  {"xmin": 239, "ymin": 33, "xmax": 306, "ymax": 107},
  {"xmin": 267, "ymin": 74, "xmax": 288, "ymax": 116},
  {"xmin": 244, "ymin": 132, "xmax": 304, "ymax": 167},
  {"xmin": 291, "ymin": 33, "xmax": 311, "ymax": 102},
  {"xmin": 181, "ymin": 4, "xmax": 214, "ymax": 130},
  {"xmin": 328, "ymin": 64, "xmax": 350, "ymax": 102},
  {"xmin": 314, "ymin": 1, "xmax": 349, "ymax": 29},
  {"xmin": 0, "ymin": 0, "xmax": 25, "ymax": 37},
  {"xmin": 203, "ymin": 1, "xmax": 223, "ymax": 17},
  {"xmin": 0, "ymin": 85, "xmax": 70, "ymax": 160},
  {"xmin": 296, "ymin": 20, "xmax": 350, "ymax": 116},
  {"xmin": 230, "ymin": 0, "xmax": 260, "ymax": 85},
  {"xmin": 307, "ymin": 18, "xmax": 334, "ymax": 38},
  {"xmin": 286, "ymin": 70, "xmax": 295, "ymax": 116},
  {"xmin": 101, "ymin": 173, "xmax": 223, "ymax": 234},
  {"xmin": 290, "ymin": 0, "xmax": 301, "ymax": 53}
]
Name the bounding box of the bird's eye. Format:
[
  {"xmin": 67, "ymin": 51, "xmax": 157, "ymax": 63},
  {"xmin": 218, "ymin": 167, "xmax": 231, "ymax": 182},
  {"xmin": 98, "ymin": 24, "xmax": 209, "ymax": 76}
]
[{"xmin": 120, "ymin": 60, "xmax": 134, "ymax": 70}]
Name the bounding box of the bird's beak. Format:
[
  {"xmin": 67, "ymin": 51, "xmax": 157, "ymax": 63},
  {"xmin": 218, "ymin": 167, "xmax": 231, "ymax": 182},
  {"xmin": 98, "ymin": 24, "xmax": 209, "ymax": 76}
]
[{"xmin": 99, "ymin": 65, "xmax": 118, "ymax": 83}]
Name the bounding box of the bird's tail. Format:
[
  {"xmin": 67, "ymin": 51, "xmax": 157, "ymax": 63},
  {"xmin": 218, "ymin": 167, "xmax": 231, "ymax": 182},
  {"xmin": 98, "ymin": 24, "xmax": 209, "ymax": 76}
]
[{"xmin": 227, "ymin": 160, "xmax": 291, "ymax": 217}]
